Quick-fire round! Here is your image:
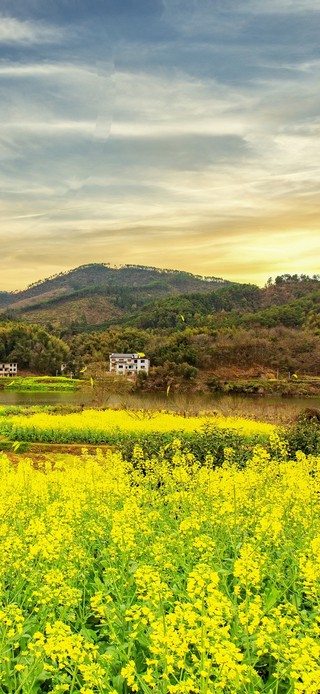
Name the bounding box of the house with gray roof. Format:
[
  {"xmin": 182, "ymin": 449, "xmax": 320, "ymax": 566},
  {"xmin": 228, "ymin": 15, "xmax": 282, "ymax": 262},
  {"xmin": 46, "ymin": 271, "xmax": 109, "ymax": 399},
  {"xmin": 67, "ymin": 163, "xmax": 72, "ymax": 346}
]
[{"xmin": 109, "ymin": 353, "xmax": 150, "ymax": 376}]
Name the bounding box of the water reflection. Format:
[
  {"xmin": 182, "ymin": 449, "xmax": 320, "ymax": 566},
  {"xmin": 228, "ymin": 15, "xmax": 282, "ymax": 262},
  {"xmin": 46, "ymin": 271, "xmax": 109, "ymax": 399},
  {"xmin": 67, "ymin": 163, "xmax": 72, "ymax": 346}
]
[{"xmin": 0, "ymin": 390, "xmax": 319, "ymax": 423}]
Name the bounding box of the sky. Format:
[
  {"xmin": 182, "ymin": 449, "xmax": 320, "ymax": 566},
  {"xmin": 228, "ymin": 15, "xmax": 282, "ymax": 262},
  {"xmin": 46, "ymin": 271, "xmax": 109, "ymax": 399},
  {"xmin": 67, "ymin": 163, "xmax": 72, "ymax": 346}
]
[{"xmin": 1, "ymin": 0, "xmax": 320, "ymax": 290}]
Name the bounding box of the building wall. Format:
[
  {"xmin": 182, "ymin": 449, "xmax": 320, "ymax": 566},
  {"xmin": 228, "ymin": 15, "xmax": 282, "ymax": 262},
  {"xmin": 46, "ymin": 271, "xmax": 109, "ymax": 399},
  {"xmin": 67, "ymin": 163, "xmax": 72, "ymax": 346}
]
[
  {"xmin": 109, "ymin": 354, "xmax": 150, "ymax": 375},
  {"xmin": 0, "ymin": 363, "xmax": 18, "ymax": 377}
]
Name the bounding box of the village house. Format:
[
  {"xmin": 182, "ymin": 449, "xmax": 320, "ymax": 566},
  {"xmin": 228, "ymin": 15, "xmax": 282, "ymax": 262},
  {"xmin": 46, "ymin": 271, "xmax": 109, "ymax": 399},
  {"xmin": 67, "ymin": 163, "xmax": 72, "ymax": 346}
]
[
  {"xmin": 109, "ymin": 353, "xmax": 150, "ymax": 376},
  {"xmin": 0, "ymin": 363, "xmax": 18, "ymax": 377}
]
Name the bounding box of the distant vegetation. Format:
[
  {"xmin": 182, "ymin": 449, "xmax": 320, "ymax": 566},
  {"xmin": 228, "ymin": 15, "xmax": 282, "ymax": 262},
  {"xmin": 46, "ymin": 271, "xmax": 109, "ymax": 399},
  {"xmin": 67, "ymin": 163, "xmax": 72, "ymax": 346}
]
[
  {"xmin": 0, "ymin": 323, "xmax": 69, "ymax": 375},
  {"xmin": 2, "ymin": 277, "xmax": 320, "ymax": 694},
  {"xmin": 63, "ymin": 274, "xmax": 320, "ymax": 390},
  {"xmin": 0, "ymin": 262, "xmax": 229, "ymax": 307},
  {"xmin": 0, "ymin": 263, "xmax": 233, "ymax": 333},
  {"xmin": 0, "ymin": 270, "xmax": 319, "ymax": 391},
  {"xmin": 0, "ymin": 376, "xmax": 78, "ymax": 392}
]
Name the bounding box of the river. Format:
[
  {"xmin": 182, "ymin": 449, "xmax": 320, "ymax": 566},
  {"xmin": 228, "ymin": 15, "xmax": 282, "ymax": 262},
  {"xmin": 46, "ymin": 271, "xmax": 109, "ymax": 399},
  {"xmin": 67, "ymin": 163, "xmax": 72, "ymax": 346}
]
[{"xmin": 0, "ymin": 390, "xmax": 319, "ymax": 423}]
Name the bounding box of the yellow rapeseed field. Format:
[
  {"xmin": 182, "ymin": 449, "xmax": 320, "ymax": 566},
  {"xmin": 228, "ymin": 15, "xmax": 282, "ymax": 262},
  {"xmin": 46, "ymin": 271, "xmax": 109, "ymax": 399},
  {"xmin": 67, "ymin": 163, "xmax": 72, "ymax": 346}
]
[
  {"xmin": 0, "ymin": 408, "xmax": 276, "ymax": 444},
  {"xmin": 0, "ymin": 436, "xmax": 320, "ymax": 693}
]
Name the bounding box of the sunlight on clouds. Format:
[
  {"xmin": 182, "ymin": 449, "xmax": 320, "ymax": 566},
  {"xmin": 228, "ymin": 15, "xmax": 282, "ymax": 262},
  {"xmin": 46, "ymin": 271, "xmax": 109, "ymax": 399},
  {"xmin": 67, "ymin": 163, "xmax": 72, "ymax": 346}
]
[
  {"xmin": 0, "ymin": 195, "xmax": 319, "ymax": 289},
  {"xmin": 112, "ymin": 70, "xmax": 253, "ymax": 133},
  {"xmin": 0, "ymin": 1, "xmax": 319, "ymax": 288}
]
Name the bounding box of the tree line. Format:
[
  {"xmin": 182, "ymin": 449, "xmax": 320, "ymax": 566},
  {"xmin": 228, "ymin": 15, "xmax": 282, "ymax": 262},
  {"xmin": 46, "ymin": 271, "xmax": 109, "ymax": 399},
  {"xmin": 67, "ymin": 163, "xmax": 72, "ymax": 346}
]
[{"xmin": 0, "ymin": 275, "xmax": 319, "ymax": 386}]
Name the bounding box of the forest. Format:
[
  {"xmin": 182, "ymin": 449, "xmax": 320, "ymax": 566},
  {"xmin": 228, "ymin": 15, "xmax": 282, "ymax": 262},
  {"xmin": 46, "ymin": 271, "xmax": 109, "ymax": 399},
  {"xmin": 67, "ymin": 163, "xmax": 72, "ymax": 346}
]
[
  {"xmin": 0, "ymin": 274, "xmax": 319, "ymax": 391},
  {"xmin": 0, "ymin": 323, "xmax": 69, "ymax": 375}
]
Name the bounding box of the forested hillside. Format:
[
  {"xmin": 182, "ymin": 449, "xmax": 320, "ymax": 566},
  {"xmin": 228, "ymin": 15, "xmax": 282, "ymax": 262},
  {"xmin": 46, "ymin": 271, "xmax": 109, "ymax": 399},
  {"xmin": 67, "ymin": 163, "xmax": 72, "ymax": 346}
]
[
  {"xmin": 0, "ymin": 273, "xmax": 319, "ymax": 390},
  {"xmin": 0, "ymin": 323, "xmax": 69, "ymax": 374},
  {"xmin": 130, "ymin": 284, "xmax": 320, "ymax": 332},
  {"xmin": 58, "ymin": 275, "xmax": 320, "ymax": 391},
  {"xmin": 0, "ymin": 263, "xmax": 233, "ymax": 331},
  {"xmin": 130, "ymin": 284, "xmax": 261, "ymax": 329},
  {"xmin": 0, "ymin": 292, "xmax": 11, "ymax": 307},
  {"xmin": 0, "ymin": 263, "xmax": 231, "ymax": 319},
  {"xmin": 10, "ymin": 273, "xmax": 319, "ymax": 335},
  {"xmin": 124, "ymin": 276, "xmax": 320, "ymax": 331},
  {"xmin": 67, "ymin": 323, "xmax": 320, "ymax": 383}
]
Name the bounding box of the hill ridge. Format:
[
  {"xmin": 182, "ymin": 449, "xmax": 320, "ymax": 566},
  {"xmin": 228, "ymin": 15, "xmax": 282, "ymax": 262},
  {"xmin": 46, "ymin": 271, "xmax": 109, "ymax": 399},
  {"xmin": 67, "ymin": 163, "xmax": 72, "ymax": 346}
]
[
  {"xmin": 11, "ymin": 262, "xmax": 228, "ymax": 295},
  {"xmin": 0, "ymin": 263, "xmax": 234, "ymax": 323}
]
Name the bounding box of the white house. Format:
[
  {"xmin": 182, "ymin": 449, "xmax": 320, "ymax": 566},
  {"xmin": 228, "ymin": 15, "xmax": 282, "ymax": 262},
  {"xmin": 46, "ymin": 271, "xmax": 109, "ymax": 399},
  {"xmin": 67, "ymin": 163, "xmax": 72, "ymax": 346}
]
[
  {"xmin": 0, "ymin": 363, "xmax": 18, "ymax": 377},
  {"xmin": 109, "ymin": 353, "xmax": 150, "ymax": 376}
]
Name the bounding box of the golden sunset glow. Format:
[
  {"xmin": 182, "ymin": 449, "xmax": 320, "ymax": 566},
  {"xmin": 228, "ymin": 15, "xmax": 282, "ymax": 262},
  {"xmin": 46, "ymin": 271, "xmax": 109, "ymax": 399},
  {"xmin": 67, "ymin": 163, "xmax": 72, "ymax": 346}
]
[{"xmin": 0, "ymin": 1, "xmax": 319, "ymax": 288}]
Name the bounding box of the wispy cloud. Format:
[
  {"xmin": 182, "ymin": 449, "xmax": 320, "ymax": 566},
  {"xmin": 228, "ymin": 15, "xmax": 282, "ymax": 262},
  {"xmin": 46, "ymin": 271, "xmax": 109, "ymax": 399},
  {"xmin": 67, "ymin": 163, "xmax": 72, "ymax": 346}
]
[
  {"xmin": 0, "ymin": 15, "xmax": 63, "ymax": 44},
  {"xmin": 0, "ymin": 0, "xmax": 319, "ymax": 289},
  {"xmin": 246, "ymin": 0, "xmax": 319, "ymax": 14},
  {"xmin": 0, "ymin": 63, "xmax": 97, "ymax": 76},
  {"xmin": 2, "ymin": 121, "xmax": 94, "ymax": 134}
]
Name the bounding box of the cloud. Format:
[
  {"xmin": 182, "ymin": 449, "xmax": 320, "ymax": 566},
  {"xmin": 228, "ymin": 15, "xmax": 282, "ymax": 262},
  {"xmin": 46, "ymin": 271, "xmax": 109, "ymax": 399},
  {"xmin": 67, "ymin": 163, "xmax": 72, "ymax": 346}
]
[
  {"xmin": 2, "ymin": 120, "xmax": 94, "ymax": 135},
  {"xmin": 0, "ymin": 61, "xmax": 319, "ymax": 192},
  {"xmin": 0, "ymin": 60, "xmax": 109, "ymax": 150},
  {"xmin": 0, "ymin": 63, "xmax": 97, "ymax": 76},
  {"xmin": 0, "ymin": 1, "xmax": 319, "ymax": 289},
  {"xmin": 1, "ymin": 199, "xmax": 319, "ymax": 289},
  {"xmin": 1, "ymin": 61, "xmax": 320, "ymax": 248},
  {"xmin": 0, "ymin": 15, "xmax": 63, "ymax": 44},
  {"xmin": 246, "ymin": 0, "xmax": 319, "ymax": 14}
]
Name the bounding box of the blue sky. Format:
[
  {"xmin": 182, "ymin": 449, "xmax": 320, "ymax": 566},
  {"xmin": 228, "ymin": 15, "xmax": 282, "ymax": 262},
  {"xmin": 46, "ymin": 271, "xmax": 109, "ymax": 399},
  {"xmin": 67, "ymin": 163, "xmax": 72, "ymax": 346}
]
[{"xmin": 1, "ymin": 0, "xmax": 320, "ymax": 289}]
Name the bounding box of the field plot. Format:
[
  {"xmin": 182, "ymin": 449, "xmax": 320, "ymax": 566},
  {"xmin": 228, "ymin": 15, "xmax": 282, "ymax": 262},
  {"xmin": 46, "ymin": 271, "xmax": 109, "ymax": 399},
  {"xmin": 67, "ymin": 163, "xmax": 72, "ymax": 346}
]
[
  {"xmin": 0, "ymin": 408, "xmax": 275, "ymax": 444},
  {"xmin": 0, "ymin": 434, "xmax": 320, "ymax": 693},
  {"xmin": 1, "ymin": 377, "xmax": 80, "ymax": 392}
]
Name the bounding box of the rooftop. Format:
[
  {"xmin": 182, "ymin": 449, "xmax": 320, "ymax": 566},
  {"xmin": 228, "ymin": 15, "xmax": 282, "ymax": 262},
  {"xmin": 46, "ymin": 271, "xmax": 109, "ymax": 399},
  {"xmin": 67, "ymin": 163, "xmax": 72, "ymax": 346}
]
[{"xmin": 110, "ymin": 353, "xmax": 147, "ymax": 358}]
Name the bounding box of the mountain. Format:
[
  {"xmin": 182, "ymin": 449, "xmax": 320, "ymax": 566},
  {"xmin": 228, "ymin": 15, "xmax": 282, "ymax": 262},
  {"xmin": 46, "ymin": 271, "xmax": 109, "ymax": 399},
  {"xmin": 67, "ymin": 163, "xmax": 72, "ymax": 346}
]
[
  {"xmin": 0, "ymin": 292, "xmax": 12, "ymax": 308},
  {"xmin": 128, "ymin": 283, "xmax": 262, "ymax": 329},
  {"xmin": 2, "ymin": 267, "xmax": 319, "ymax": 336},
  {"xmin": 1, "ymin": 271, "xmax": 319, "ymax": 385},
  {"xmin": 0, "ymin": 263, "xmax": 233, "ymax": 329},
  {"xmin": 261, "ymin": 275, "xmax": 320, "ymax": 307},
  {"xmin": 114, "ymin": 276, "xmax": 320, "ymax": 331}
]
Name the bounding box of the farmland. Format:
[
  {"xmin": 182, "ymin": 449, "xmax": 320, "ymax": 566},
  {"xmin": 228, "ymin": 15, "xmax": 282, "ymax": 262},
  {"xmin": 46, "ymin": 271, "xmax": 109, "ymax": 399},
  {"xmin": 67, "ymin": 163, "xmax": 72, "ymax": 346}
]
[
  {"xmin": 0, "ymin": 408, "xmax": 275, "ymax": 442},
  {"xmin": 0, "ymin": 406, "xmax": 320, "ymax": 692},
  {"xmin": 0, "ymin": 408, "xmax": 277, "ymax": 465},
  {"xmin": 0, "ymin": 377, "xmax": 80, "ymax": 392}
]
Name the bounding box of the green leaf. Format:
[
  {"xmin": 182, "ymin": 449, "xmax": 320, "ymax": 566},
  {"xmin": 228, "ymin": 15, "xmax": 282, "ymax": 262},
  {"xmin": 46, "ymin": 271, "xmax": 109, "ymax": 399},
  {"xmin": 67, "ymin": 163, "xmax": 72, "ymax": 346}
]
[
  {"xmin": 264, "ymin": 585, "xmax": 281, "ymax": 611},
  {"xmin": 112, "ymin": 674, "xmax": 124, "ymax": 692}
]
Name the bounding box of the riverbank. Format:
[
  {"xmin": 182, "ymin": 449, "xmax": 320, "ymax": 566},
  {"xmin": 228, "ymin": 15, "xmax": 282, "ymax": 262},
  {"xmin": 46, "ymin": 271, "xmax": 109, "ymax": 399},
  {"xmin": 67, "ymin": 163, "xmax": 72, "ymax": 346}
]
[
  {"xmin": 206, "ymin": 376, "xmax": 320, "ymax": 397},
  {"xmin": 0, "ymin": 375, "xmax": 80, "ymax": 391},
  {"xmin": 1, "ymin": 372, "xmax": 320, "ymax": 398}
]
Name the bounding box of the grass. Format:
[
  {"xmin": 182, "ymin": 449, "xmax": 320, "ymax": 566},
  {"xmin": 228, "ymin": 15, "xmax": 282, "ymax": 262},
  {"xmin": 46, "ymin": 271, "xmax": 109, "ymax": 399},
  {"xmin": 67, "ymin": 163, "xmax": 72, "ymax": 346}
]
[{"xmin": 2, "ymin": 376, "xmax": 81, "ymax": 392}]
